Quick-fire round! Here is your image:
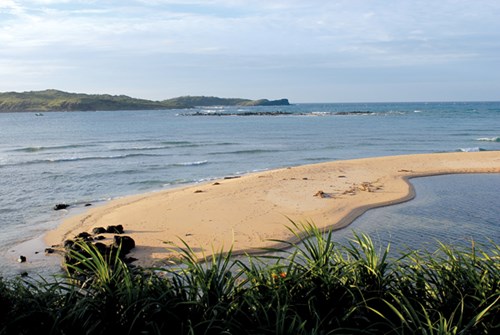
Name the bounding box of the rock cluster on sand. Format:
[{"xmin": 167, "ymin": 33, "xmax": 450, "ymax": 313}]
[{"xmin": 53, "ymin": 224, "xmax": 136, "ymax": 273}]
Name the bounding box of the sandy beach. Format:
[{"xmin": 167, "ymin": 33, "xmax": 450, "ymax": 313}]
[{"xmin": 45, "ymin": 151, "xmax": 500, "ymax": 266}]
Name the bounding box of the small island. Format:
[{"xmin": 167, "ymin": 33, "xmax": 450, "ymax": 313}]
[{"xmin": 0, "ymin": 89, "xmax": 290, "ymax": 112}]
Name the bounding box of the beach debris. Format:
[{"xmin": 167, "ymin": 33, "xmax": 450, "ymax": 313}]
[
  {"xmin": 106, "ymin": 224, "xmax": 124, "ymax": 234},
  {"xmin": 17, "ymin": 255, "xmax": 26, "ymax": 263},
  {"xmin": 314, "ymin": 190, "xmax": 329, "ymax": 198},
  {"xmin": 194, "ymin": 190, "xmax": 204, "ymax": 193},
  {"xmin": 302, "ymin": 177, "xmax": 308, "ymax": 180},
  {"xmin": 342, "ymin": 186, "xmax": 357, "ymax": 195},
  {"xmin": 398, "ymin": 169, "xmax": 412, "ymax": 173},
  {"xmin": 358, "ymin": 182, "xmax": 372, "ymax": 192},
  {"xmin": 358, "ymin": 182, "xmax": 382, "ymax": 192},
  {"xmin": 338, "ymin": 175, "xmax": 346, "ymax": 178},
  {"xmin": 224, "ymin": 176, "xmax": 241, "ymax": 180},
  {"xmin": 53, "ymin": 203, "xmax": 70, "ymax": 211},
  {"xmin": 92, "ymin": 227, "xmax": 107, "ymax": 235},
  {"xmin": 213, "ymin": 182, "xmax": 221, "ymax": 185},
  {"xmin": 185, "ymin": 233, "xmax": 193, "ymax": 236},
  {"xmin": 85, "ymin": 203, "xmax": 92, "ymax": 207}
]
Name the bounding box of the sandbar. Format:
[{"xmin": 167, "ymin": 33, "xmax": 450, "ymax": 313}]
[{"xmin": 45, "ymin": 151, "xmax": 500, "ymax": 266}]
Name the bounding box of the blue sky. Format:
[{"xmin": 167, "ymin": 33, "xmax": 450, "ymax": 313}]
[{"xmin": 1, "ymin": 0, "xmax": 499, "ymax": 102}]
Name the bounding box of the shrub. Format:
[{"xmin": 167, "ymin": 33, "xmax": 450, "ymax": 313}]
[{"xmin": 0, "ymin": 222, "xmax": 498, "ymax": 334}]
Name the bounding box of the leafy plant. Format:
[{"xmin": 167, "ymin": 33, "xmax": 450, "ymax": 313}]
[{"xmin": 0, "ymin": 222, "xmax": 498, "ymax": 334}]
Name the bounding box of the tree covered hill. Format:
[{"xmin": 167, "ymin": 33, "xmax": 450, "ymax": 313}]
[
  {"xmin": 0, "ymin": 89, "xmax": 290, "ymax": 112},
  {"xmin": 166, "ymin": 96, "xmax": 290, "ymax": 107}
]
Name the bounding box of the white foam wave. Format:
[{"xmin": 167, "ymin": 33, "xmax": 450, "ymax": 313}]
[
  {"xmin": 458, "ymin": 147, "xmax": 483, "ymax": 152},
  {"xmin": 2, "ymin": 153, "xmax": 162, "ymax": 167},
  {"xmin": 173, "ymin": 160, "xmax": 208, "ymax": 166},
  {"xmin": 476, "ymin": 137, "xmax": 500, "ymax": 142}
]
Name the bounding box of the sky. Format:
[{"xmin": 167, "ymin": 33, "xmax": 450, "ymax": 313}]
[{"xmin": 0, "ymin": 0, "xmax": 499, "ymax": 102}]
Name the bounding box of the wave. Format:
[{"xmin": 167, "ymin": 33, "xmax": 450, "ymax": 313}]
[
  {"xmin": 1, "ymin": 153, "xmax": 164, "ymax": 167},
  {"xmin": 50, "ymin": 153, "xmax": 163, "ymax": 163},
  {"xmin": 111, "ymin": 145, "xmax": 180, "ymax": 152},
  {"xmin": 457, "ymin": 147, "xmax": 486, "ymax": 152},
  {"xmin": 210, "ymin": 149, "xmax": 282, "ymax": 156},
  {"xmin": 313, "ymin": 110, "xmax": 408, "ymax": 116},
  {"xmin": 128, "ymin": 180, "xmax": 173, "ymax": 188},
  {"xmin": 109, "ymin": 141, "xmax": 234, "ymax": 152},
  {"xmin": 476, "ymin": 137, "xmax": 500, "ymax": 142},
  {"xmin": 130, "ymin": 179, "xmax": 201, "ymax": 189},
  {"xmin": 10, "ymin": 144, "xmax": 94, "ymax": 153},
  {"xmin": 303, "ymin": 157, "xmax": 333, "ymax": 162},
  {"xmin": 178, "ymin": 110, "xmax": 412, "ymax": 117},
  {"xmin": 171, "ymin": 160, "xmax": 209, "ymax": 167},
  {"xmin": 159, "ymin": 141, "xmax": 196, "ymax": 146}
]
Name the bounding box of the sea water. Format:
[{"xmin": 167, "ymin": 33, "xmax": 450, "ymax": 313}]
[{"xmin": 0, "ymin": 102, "xmax": 499, "ymax": 277}]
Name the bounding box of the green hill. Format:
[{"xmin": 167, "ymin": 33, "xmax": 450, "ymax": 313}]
[
  {"xmin": 0, "ymin": 90, "xmax": 290, "ymax": 112},
  {"xmin": 165, "ymin": 96, "xmax": 290, "ymax": 107}
]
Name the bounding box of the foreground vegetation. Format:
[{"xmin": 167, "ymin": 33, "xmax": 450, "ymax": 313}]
[
  {"xmin": 1, "ymin": 222, "xmax": 499, "ymax": 334},
  {"xmin": 0, "ymin": 89, "xmax": 290, "ymax": 112}
]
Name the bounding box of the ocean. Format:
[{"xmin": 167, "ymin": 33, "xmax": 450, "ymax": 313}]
[{"xmin": 1, "ymin": 101, "xmax": 499, "ymax": 277}]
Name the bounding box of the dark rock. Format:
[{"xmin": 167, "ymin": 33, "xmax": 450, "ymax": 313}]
[
  {"xmin": 20, "ymin": 272, "xmax": 29, "ymax": 277},
  {"xmin": 124, "ymin": 257, "xmax": 138, "ymax": 263},
  {"xmin": 94, "ymin": 235, "xmax": 106, "ymax": 241},
  {"xmin": 334, "ymin": 111, "xmax": 374, "ymax": 116},
  {"xmin": 92, "ymin": 227, "xmax": 107, "ymax": 235},
  {"xmin": 106, "ymin": 224, "xmax": 124, "ymax": 234},
  {"xmin": 85, "ymin": 203, "xmax": 92, "ymax": 207},
  {"xmin": 113, "ymin": 235, "xmax": 135, "ymax": 254},
  {"xmin": 64, "ymin": 254, "xmax": 77, "ymax": 271},
  {"xmin": 64, "ymin": 239, "xmax": 75, "ymax": 249},
  {"xmin": 53, "ymin": 203, "xmax": 70, "ymax": 211},
  {"xmin": 44, "ymin": 248, "xmax": 54, "ymax": 254},
  {"xmin": 93, "ymin": 242, "xmax": 108, "ymax": 256},
  {"xmin": 75, "ymin": 232, "xmax": 92, "ymax": 241},
  {"xmin": 17, "ymin": 255, "xmax": 26, "ymax": 263}
]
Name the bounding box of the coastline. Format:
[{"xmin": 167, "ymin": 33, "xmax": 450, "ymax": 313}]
[{"xmin": 45, "ymin": 151, "xmax": 500, "ymax": 266}]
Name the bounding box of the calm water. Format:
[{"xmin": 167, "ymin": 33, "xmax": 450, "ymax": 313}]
[
  {"xmin": 327, "ymin": 174, "xmax": 500, "ymax": 253},
  {"xmin": 1, "ymin": 102, "xmax": 499, "ymax": 277}
]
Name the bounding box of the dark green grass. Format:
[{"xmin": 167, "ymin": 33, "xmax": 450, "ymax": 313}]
[{"xmin": 1, "ymin": 221, "xmax": 499, "ymax": 334}]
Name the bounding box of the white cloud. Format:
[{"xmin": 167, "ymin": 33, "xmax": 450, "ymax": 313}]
[
  {"xmin": 3, "ymin": 0, "xmax": 499, "ymax": 59},
  {"xmin": 1, "ymin": 0, "xmax": 499, "ymax": 100}
]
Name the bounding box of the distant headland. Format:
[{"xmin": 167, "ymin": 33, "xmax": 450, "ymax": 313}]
[{"xmin": 0, "ymin": 89, "xmax": 290, "ymax": 112}]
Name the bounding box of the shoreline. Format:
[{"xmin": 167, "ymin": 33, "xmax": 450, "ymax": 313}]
[{"xmin": 45, "ymin": 151, "xmax": 500, "ymax": 266}]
